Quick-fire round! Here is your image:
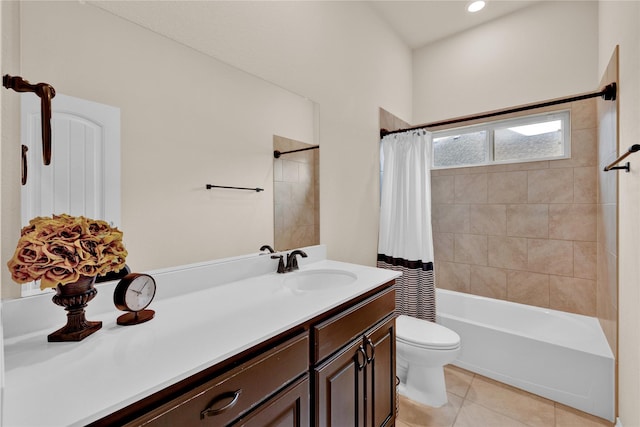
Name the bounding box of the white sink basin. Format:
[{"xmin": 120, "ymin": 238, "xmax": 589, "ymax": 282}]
[{"xmin": 283, "ymin": 269, "xmax": 358, "ymax": 292}]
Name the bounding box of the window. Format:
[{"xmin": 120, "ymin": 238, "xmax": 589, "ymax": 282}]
[{"xmin": 432, "ymin": 110, "xmax": 570, "ymax": 169}]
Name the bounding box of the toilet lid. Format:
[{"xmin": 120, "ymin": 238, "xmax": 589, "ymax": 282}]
[{"xmin": 396, "ymin": 315, "xmax": 460, "ymax": 350}]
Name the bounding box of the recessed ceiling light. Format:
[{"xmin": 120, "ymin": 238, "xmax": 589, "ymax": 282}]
[{"xmin": 467, "ymin": 1, "xmax": 486, "ymax": 13}]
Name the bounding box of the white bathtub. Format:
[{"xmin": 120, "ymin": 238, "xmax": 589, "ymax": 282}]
[{"xmin": 436, "ymin": 288, "xmax": 615, "ymax": 421}]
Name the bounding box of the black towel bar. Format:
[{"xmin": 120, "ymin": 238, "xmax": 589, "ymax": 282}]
[
  {"xmin": 603, "ymin": 144, "xmax": 640, "ymax": 172},
  {"xmin": 206, "ymin": 184, "xmax": 264, "ymax": 192}
]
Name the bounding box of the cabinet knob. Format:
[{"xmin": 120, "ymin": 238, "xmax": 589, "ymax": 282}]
[{"xmin": 200, "ymin": 389, "xmax": 242, "ymax": 419}]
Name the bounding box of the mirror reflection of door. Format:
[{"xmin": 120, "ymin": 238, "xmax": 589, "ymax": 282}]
[
  {"xmin": 20, "ymin": 94, "xmax": 121, "ymax": 296},
  {"xmin": 273, "ymin": 135, "xmax": 319, "ymax": 251}
]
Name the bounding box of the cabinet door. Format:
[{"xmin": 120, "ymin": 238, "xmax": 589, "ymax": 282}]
[
  {"xmin": 365, "ymin": 317, "xmax": 396, "ymax": 427},
  {"xmin": 315, "ymin": 338, "xmax": 367, "ymax": 427},
  {"xmin": 234, "ymin": 375, "xmax": 309, "ymax": 427}
]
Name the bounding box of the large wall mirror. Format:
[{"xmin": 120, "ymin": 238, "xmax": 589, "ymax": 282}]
[{"xmin": 2, "ymin": 1, "xmax": 319, "ymax": 299}]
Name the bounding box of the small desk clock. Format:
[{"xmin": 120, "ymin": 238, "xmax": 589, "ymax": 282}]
[{"xmin": 114, "ymin": 273, "xmax": 156, "ymax": 326}]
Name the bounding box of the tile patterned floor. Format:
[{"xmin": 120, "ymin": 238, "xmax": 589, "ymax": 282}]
[{"xmin": 396, "ymin": 365, "xmax": 614, "ymax": 427}]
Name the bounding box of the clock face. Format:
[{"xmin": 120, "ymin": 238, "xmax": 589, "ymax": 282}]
[
  {"xmin": 115, "ymin": 274, "xmax": 156, "ymax": 313},
  {"xmin": 124, "ymin": 275, "xmax": 156, "ymax": 311}
]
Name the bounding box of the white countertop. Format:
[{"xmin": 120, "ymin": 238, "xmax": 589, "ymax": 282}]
[{"xmin": 2, "ymin": 247, "xmax": 399, "ymax": 426}]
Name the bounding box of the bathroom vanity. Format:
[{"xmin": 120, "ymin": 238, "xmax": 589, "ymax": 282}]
[{"xmin": 2, "ymin": 246, "xmax": 400, "ymax": 426}]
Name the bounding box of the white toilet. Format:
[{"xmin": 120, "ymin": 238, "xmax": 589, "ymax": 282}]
[{"xmin": 396, "ymin": 314, "xmax": 461, "ymax": 407}]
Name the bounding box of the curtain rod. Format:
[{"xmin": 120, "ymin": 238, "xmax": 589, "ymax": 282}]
[
  {"xmin": 380, "ymin": 83, "xmax": 617, "ymax": 138},
  {"xmin": 274, "ymin": 145, "xmax": 319, "ymax": 159}
]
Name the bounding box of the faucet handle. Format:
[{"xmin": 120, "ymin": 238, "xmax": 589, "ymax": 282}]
[
  {"xmin": 286, "ymin": 250, "xmax": 308, "ymax": 271},
  {"xmin": 271, "ymin": 255, "xmax": 286, "ymax": 273}
]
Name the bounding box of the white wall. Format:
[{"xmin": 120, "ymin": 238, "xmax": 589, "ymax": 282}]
[
  {"xmin": 413, "ymin": 1, "xmax": 598, "ymax": 123},
  {"xmin": 1, "ymin": 1, "xmax": 323, "ymax": 298},
  {"xmin": 91, "ymin": 1, "xmax": 414, "ymax": 268},
  {"xmin": 1, "ymin": 2, "xmax": 413, "ymax": 299},
  {"xmin": 598, "ymin": 2, "xmax": 640, "ymax": 425}
]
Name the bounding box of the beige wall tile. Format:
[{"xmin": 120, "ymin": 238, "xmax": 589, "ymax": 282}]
[
  {"xmin": 505, "ymin": 161, "xmax": 549, "ymax": 171},
  {"xmin": 379, "ymin": 107, "xmax": 410, "ymax": 132},
  {"xmin": 291, "ymin": 182, "xmax": 314, "ymax": 206},
  {"xmin": 598, "ymin": 163, "xmax": 617, "ymax": 205},
  {"xmin": 470, "ymin": 266, "xmax": 507, "ymax": 299},
  {"xmin": 574, "ymin": 166, "xmax": 597, "ymax": 203},
  {"xmin": 487, "ymin": 171, "xmax": 527, "ymax": 204},
  {"xmin": 282, "ymin": 159, "xmax": 299, "ymax": 182},
  {"xmin": 432, "ymin": 204, "xmax": 470, "ymax": 233},
  {"xmin": 506, "ymin": 204, "xmax": 549, "ymax": 238},
  {"xmin": 454, "ymin": 234, "xmax": 488, "ymax": 265},
  {"xmin": 488, "ymin": 236, "xmax": 528, "ymax": 270},
  {"xmin": 600, "ymin": 203, "xmax": 617, "ymax": 254},
  {"xmin": 432, "ymin": 175, "xmax": 455, "ymax": 204},
  {"xmin": 470, "ymin": 204, "xmax": 506, "ymax": 236},
  {"xmin": 527, "ymin": 239, "xmax": 573, "ymax": 276},
  {"xmin": 528, "ymin": 168, "xmax": 574, "ymax": 203},
  {"xmin": 455, "ymin": 174, "xmax": 487, "ymax": 204},
  {"xmin": 507, "ymin": 270, "xmax": 550, "ymax": 307},
  {"xmin": 273, "ymin": 158, "xmax": 283, "ymax": 182},
  {"xmin": 549, "ymin": 204, "xmax": 596, "ymax": 242},
  {"xmin": 598, "ymin": 248, "xmax": 618, "ymax": 310},
  {"xmin": 426, "ymin": 97, "xmax": 603, "ymax": 321},
  {"xmin": 550, "ymin": 128, "xmax": 597, "ymax": 168},
  {"xmin": 433, "ymin": 232, "xmax": 454, "ymax": 262},
  {"xmin": 570, "ymin": 99, "xmax": 597, "ymax": 131},
  {"xmin": 437, "ymin": 261, "xmax": 470, "ymax": 293},
  {"xmin": 298, "ymin": 162, "xmax": 312, "ymax": 183},
  {"xmin": 574, "ymin": 241, "xmax": 597, "ymax": 280},
  {"xmin": 550, "ymin": 275, "xmax": 596, "ymax": 316}
]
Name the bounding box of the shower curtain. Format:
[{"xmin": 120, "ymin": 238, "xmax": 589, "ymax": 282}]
[{"xmin": 377, "ymin": 130, "xmax": 436, "ymax": 322}]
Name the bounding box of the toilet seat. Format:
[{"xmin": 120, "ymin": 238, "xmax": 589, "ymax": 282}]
[{"xmin": 396, "ymin": 315, "xmax": 460, "ymax": 350}]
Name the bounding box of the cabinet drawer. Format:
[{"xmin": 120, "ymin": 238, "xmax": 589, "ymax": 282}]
[
  {"xmin": 135, "ymin": 333, "xmax": 309, "ymax": 426},
  {"xmin": 313, "ymin": 286, "xmax": 395, "ymax": 363}
]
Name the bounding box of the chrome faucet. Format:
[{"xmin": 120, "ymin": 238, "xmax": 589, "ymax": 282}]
[{"xmin": 285, "ymin": 250, "xmax": 308, "ymax": 272}]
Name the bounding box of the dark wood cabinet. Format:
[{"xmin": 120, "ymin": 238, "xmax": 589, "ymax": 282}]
[
  {"xmin": 366, "ymin": 317, "xmax": 396, "ymax": 427},
  {"xmin": 122, "ymin": 334, "xmax": 309, "ymax": 427},
  {"xmin": 95, "ymin": 281, "xmax": 396, "ymax": 427},
  {"xmin": 313, "ymin": 287, "xmax": 396, "ymax": 427},
  {"xmin": 233, "ymin": 376, "xmax": 309, "ymax": 427}
]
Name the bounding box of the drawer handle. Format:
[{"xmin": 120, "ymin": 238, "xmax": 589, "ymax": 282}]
[
  {"xmin": 200, "ymin": 389, "xmax": 242, "ymax": 419},
  {"xmin": 356, "ymin": 346, "xmax": 367, "ymax": 370},
  {"xmin": 365, "ymin": 337, "xmax": 375, "ymax": 363}
]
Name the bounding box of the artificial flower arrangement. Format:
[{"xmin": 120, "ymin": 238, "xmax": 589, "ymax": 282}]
[{"xmin": 7, "ymin": 214, "xmax": 128, "ymax": 290}]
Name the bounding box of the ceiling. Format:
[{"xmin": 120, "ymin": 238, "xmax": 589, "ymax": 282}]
[{"xmin": 367, "ymin": 1, "xmax": 539, "ymax": 49}]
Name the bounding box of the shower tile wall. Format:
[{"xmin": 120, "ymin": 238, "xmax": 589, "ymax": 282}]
[
  {"xmin": 380, "ymin": 107, "xmax": 411, "ymax": 132},
  {"xmin": 273, "ymin": 135, "xmax": 319, "ymax": 251},
  {"xmin": 596, "ymin": 49, "xmax": 618, "ymax": 358},
  {"xmin": 431, "ymin": 99, "xmax": 598, "ymax": 316}
]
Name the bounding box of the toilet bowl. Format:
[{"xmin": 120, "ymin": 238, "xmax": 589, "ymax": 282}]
[{"xmin": 396, "ymin": 314, "xmax": 461, "ymax": 407}]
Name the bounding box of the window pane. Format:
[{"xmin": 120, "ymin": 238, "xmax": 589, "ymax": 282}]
[
  {"xmin": 494, "ymin": 119, "xmax": 564, "ymax": 162},
  {"xmin": 433, "ymin": 131, "xmax": 487, "ymax": 167}
]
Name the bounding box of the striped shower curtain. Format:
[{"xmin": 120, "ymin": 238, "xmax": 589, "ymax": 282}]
[{"xmin": 377, "ymin": 130, "xmax": 436, "ymax": 322}]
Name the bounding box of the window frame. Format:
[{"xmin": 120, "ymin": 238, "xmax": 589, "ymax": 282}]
[{"xmin": 431, "ymin": 110, "xmax": 571, "ymax": 170}]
